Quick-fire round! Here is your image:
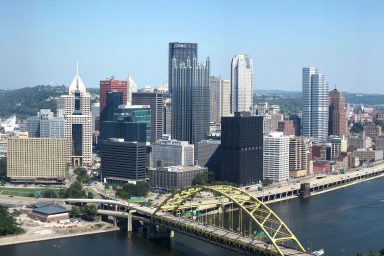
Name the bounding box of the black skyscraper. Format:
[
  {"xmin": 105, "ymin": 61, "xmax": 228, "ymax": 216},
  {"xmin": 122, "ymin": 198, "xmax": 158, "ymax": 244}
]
[
  {"xmin": 132, "ymin": 91, "xmax": 163, "ymax": 143},
  {"xmin": 220, "ymin": 112, "xmax": 263, "ymax": 186},
  {"xmin": 101, "ymin": 139, "xmax": 147, "ymax": 183},
  {"xmin": 168, "ymin": 42, "xmax": 198, "ymax": 93},
  {"xmin": 100, "ymin": 91, "xmax": 123, "ymax": 122}
]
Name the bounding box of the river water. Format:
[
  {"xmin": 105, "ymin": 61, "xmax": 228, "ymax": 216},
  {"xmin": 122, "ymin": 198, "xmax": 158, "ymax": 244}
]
[{"xmin": 1, "ymin": 178, "xmax": 383, "ymax": 256}]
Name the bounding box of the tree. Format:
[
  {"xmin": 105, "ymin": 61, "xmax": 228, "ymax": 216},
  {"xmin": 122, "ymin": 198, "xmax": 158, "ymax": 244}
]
[
  {"xmin": 82, "ymin": 204, "xmax": 97, "ymax": 221},
  {"xmin": 115, "ymin": 183, "xmax": 149, "ymax": 199},
  {"xmin": 74, "ymin": 167, "xmax": 91, "ymax": 184},
  {"xmin": 380, "ymin": 248, "xmax": 384, "ymax": 256},
  {"xmin": 262, "ymin": 178, "xmax": 273, "ymax": 187},
  {"xmin": 70, "ymin": 206, "xmax": 81, "ymax": 218},
  {"xmin": 42, "ymin": 189, "xmax": 58, "ymax": 198},
  {"xmin": 192, "ymin": 172, "xmax": 209, "ymax": 186},
  {"xmin": 65, "ymin": 181, "xmax": 86, "ymax": 198},
  {"xmin": 0, "ymin": 207, "xmax": 23, "ymax": 236}
]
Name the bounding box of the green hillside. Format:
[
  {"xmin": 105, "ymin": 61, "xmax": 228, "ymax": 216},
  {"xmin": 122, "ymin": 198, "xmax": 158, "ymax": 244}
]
[{"xmin": 0, "ymin": 85, "xmax": 67, "ymax": 119}]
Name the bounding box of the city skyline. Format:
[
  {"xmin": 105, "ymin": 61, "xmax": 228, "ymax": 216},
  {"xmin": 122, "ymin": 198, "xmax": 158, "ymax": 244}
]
[{"xmin": 0, "ymin": 1, "xmax": 383, "ymax": 93}]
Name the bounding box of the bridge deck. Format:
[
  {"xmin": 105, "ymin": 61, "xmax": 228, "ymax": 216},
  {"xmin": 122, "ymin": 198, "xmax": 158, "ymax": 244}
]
[{"xmin": 155, "ymin": 214, "xmax": 311, "ymax": 256}]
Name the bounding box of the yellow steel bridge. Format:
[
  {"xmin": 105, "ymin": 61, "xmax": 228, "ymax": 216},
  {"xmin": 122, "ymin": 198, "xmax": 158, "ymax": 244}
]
[{"xmin": 152, "ymin": 185, "xmax": 309, "ymax": 256}]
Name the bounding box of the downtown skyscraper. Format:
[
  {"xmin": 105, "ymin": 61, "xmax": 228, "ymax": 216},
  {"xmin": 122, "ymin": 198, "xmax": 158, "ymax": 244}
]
[
  {"xmin": 302, "ymin": 67, "xmax": 329, "ymax": 142},
  {"xmin": 168, "ymin": 42, "xmax": 198, "ymax": 93},
  {"xmin": 328, "ymin": 88, "xmax": 347, "ymax": 137},
  {"xmin": 57, "ymin": 71, "xmax": 92, "ymax": 167},
  {"xmin": 171, "ymin": 56, "xmax": 210, "ymax": 145},
  {"xmin": 230, "ymin": 54, "xmax": 253, "ymax": 113}
]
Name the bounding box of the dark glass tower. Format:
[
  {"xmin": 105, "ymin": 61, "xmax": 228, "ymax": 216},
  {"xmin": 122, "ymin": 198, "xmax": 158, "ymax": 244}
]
[
  {"xmin": 132, "ymin": 91, "xmax": 164, "ymax": 143},
  {"xmin": 72, "ymin": 124, "xmax": 83, "ymax": 156},
  {"xmin": 100, "ymin": 91, "xmax": 123, "ymax": 122},
  {"xmin": 168, "ymin": 42, "xmax": 198, "ymax": 93},
  {"xmin": 220, "ymin": 112, "xmax": 264, "ymax": 186},
  {"xmin": 101, "ymin": 139, "xmax": 147, "ymax": 183},
  {"xmin": 171, "ymin": 56, "xmax": 210, "ymax": 145}
]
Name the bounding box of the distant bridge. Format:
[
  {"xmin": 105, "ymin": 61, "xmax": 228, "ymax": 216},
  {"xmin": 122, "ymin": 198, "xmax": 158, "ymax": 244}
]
[{"xmin": 65, "ymin": 185, "xmax": 310, "ymax": 256}]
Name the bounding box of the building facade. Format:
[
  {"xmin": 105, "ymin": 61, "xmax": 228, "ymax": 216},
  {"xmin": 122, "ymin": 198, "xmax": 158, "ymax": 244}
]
[
  {"xmin": 148, "ymin": 165, "xmax": 207, "ymax": 192},
  {"xmin": 151, "ymin": 136, "xmax": 194, "ymax": 167},
  {"xmin": 263, "ymin": 132, "xmax": 290, "ymax": 183},
  {"xmin": 220, "ymin": 112, "xmax": 263, "ymax": 185},
  {"xmin": 171, "ymin": 56, "xmax": 210, "ymax": 145},
  {"xmin": 99, "ymin": 78, "xmax": 128, "ymax": 116},
  {"xmin": 289, "ymin": 137, "xmax": 310, "ymax": 177},
  {"xmin": 132, "ymin": 91, "xmax": 164, "ymax": 143},
  {"xmin": 57, "ymin": 73, "xmax": 92, "ymax": 166},
  {"xmin": 101, "ymin": 139, "xmax": 147, "ymax": 184},
  {"xmin": 230, "ymin": 54, "xmax": 253, "ymax": 113},
  {"xmin": 168, "ymin": 42, "xmax": 198, "ymax": 93},
  {"xmin": 7, "ymin": 138, "xmax": 68, "ymax": 183},
  {"xmin": 196, "ymin": 139, "xmax": 221, "ymax": 177},
  {"xmin": 328, "ymin": 89, "xmax": 347, "ymax": 137},
  {"xmin": 302, "ymin": 67, "xmax": 329, "ymax": 141}
]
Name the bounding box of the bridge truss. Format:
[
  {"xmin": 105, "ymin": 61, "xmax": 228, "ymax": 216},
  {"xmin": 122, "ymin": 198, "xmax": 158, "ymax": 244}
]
[{"xmin": 152, "ymin": 185, "xmax": 306, "ymax": 256}]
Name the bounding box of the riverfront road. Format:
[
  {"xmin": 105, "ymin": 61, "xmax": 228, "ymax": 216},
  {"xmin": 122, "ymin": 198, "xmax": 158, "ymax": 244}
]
[{"xmin": 248, "ymin": 161, "xmax": 384, "ymax": 203}]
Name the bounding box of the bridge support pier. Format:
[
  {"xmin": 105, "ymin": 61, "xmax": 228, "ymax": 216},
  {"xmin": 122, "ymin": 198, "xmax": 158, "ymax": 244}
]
[
  {"xmin": 169, "ymin": 230, "xmax": 175, "ymax": 238},
  {"xmin": 127, "ymin": 212, "xmax": 132, "ymax": 232},
  {"xmin": 113, "ymin": 217, "xmax": 117, "ymax": 227}
]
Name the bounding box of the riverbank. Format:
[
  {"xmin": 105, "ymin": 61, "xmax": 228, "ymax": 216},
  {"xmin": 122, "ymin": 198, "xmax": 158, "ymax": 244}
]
[{"xmin": 0, "ymin": 213, "xmax": 118, "ymax": 247}]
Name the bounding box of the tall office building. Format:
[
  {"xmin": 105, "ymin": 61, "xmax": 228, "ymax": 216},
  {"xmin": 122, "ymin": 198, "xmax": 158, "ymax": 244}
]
[
  {"xmin": 329, "ymin": 89, "xmax": 347, "ymax": 137},
  {"xmin": 26, "ymin": 109, "xmax": 65, "ymax": 138},
  {"xmin": 220, "ymin": 112, "xmax": 263, "ymax": 185},
  {"xmin": 101, "ymin": 91, "xmax": 123, "ymax": 122},
  {"xmin": 168, "ymin": 42, "xmax": 198, "ymax": 93},
  {"xmin": 99, "ymin": 78, "xmax": 128, "ymax": 119},
  {"xmin": 101, "ymin": 139, "xmax": 146, "ymax": 184},
  {"xmin": 151, "ymin": 136, "xmax": 194, "ymax": 167},
  {"xmin": 100, "ymin": 105, "xmax": 151, "ymax": 142},
  {"xmin": 209, "ymin": 76, "xmax": 231, "ymax": 123},
  {"xmin": 171, "ymin": 56, "xmax": 210, "ymax": 145},
  {"xmin": 91, "ymin": 103, "xmax": 100, "ymax": 132},
  {"xmin": 263, "ymin": 132, "xmax": 290, "ymax": 183},
  {"xmin": 163, "ymin": 99, "xmax": 172, "ymax": 135},
  {"xmin": 230, "ymin": 54, "xmax": 253, "ymax": 113},
  {"xmin": 56, "ymin": 71, "xmax": 92, "ymax": 166},
  {"xmin": 132, "ymin": 91, "xmax": 164, "ymax": 143},
  {"xmin": 289, "ymin": 137, "xmax": 310, "ymax": 177},
  {"xmin": 7, "ymin": 138, "xmax": 68, "ymax": 183},
  {"xmin": 127, "ymin": 74, "xmax": 138, "ymax": 103},
  {"xmin": 302, "ymin": 67, "xmax": 329, "ymax": 141},
  {"xmin": 197, "ymin": 140, "xmax": 221, "ymax": 177}
]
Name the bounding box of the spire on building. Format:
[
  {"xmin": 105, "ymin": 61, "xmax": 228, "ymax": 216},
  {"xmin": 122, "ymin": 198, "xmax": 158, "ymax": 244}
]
[{"xmin": 69, "ymin": 62, "xmax": 87, "ymax": 95}]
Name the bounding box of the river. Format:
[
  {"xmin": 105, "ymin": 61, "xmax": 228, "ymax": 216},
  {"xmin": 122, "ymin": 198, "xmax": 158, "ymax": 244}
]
[{"xmin": 1, "ymin": 177, "xmax": 383, "ymax": 256}]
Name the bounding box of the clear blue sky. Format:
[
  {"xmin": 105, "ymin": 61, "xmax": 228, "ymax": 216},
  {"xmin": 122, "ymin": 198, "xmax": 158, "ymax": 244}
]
[{"xmin": 0, "ymin": 0, "xmax": 383, "ymax": 93}]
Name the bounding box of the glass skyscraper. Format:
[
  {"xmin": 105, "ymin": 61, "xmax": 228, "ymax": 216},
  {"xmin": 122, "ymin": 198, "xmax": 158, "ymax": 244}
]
[
  {"xmin": 302, "ymin": 67, "xmax": 329, "ymax": 142},
  {"xmin": 171, "ymin": 56, "xmax": 210, "ymax": 145},
  {"xmin": 168, "ymin": 42, "xmax": 198, "ymax": 93}
]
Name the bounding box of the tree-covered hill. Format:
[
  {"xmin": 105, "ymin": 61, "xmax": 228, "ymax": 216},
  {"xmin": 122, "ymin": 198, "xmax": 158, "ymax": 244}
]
[{"xmin": 0, "ymin": 85, "xmax": 67, "ymax": 119}]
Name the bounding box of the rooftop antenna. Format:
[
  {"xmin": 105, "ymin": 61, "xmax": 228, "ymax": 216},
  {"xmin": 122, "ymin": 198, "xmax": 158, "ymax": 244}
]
[{"xmin": 76, "ymin": 61, "xmax": 79, "ymax": 90}]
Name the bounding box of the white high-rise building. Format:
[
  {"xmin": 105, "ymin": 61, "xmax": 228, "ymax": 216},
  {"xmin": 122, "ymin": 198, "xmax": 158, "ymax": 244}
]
[
  {"xmin": 230, "ymin": 54, "xmax": 253, "ymax": 113},
  {"xmin": 209, "ymin": 76, "xmax": 231, "ymax": 123},
  {"xmin": 263, "ymin": 132, "xmax": 289, "ymax": 183},
  {"xmin": 57, "ymin": 70, "xmax": 92, "ymax": 167},
  {"xmin": 302, "ymin": 67, "xmax": 329, "ymax": 142},
  {"xmin": 127, "ymin": 74, "xmax": 138, "ymax": 104}
]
